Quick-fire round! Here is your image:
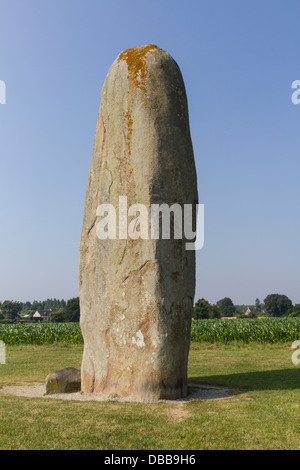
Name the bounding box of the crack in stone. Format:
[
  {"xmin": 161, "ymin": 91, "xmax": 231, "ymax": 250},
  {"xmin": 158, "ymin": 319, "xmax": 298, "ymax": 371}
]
[
  {"xmin": 108, "ymin": 169, "xmax": 113, "ymax": 194},
  {"xmin": 122, "ymin": 260, "xmax": 151, "ymax": 283},
  {"xmin": 87, "ymin": 218, "xmax": 97, "ymax": 236},
  {"xmin": 120, "ymin": 241, "xmax": 127, "ymax": 264}
]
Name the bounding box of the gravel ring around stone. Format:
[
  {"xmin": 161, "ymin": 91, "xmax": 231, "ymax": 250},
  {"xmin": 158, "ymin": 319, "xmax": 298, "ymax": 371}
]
[{"xmin": 0, "ymin": 383, "xmax": 234, "ymax": 402}]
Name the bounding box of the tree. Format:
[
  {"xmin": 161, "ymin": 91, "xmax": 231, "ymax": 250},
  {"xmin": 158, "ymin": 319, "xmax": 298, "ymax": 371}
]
[
  {"xmin": 25, "ymin": 310, "xmax": 35, "ymax": 320},
  {"xmin": 65, "ymin": 297, "xmax": 80, "ymax": 322},
  {"xmin": 50, "ymin": 309, "xmax": 66, "ymax": 323},
  {"xmin": 1, "ymin": 301, "xmax": 22, "ymax": 320},
  {"xmin": 248, "ymin": 310, "xmax": 258, "ymax": 319},
  {"xmin": 289, "ymin": 304, "xmax": 300, "ymax": 317},
  {"xmin": 255, "ymin": 298, "xmax": 261, "ymax": 311},
  {"xmin": 208, "ymin": 304, "xmax": 221, "ymax": 319},
  {"xmin": 20, "ymin": 301, "xmax": 32, "ymax": 314},
  {"xmin": 32, "ymin": 300, "xmax": 43, "ymax": 311},
  {"xmin": 194, "ymin": 299, "xmax": 221, "ymax": 319},
  {"xmin": 194, "ymin": 298, "xmax": 210, "ymax": 319},
  {"xmin": 216, "ymin": 297, "xmax": 235, "ymax": 317},
  {"xmin": 264, "ymin": 294, "xmax": 293, "ymax": 317}
]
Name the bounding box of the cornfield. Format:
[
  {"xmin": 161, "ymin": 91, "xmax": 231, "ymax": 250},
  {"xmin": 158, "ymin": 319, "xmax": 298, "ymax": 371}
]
[
  {"xmin": 191, "ymin": 318, "xmax": 300, "ymax": 344},
  {"xmin": 0, "ymin": 322, "xmax": 83, "ymax": 345},
  {"xmin": 0, "ymin": 318, "xmax": 300, "ymax": 345}
]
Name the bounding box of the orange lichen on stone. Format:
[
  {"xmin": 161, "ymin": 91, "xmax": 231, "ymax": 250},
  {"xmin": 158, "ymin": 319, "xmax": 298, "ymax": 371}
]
[
  {"xmin": 118, "ymin": 44, "xmax": 158, "ymax": 159},
  {"xmin": 124, "ymin": 109, "xmax": 133, "ymax": 157},
  {"xmin": 118, "ymin": 44, "xmax": 158, "ymax": 98}
]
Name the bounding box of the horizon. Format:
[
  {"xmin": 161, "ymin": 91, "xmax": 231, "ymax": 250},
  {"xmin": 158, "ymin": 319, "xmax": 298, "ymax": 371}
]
[
  {"xmin": 1, "ymin": 1, "xmax": 300, "ymax": 306},
  {"xmin": 0, "ymin": 294, "xmax": 291, "ymax": 309}
]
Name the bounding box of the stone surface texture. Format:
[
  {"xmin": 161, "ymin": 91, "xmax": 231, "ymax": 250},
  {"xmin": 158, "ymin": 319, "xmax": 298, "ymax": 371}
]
[
  {"xmin": 79, "ymin": 44, "xmax": 198, "ymax": 400},
  {"xmin": 45, "ymin": 368, "xmax": 81, "ymax": 394}
]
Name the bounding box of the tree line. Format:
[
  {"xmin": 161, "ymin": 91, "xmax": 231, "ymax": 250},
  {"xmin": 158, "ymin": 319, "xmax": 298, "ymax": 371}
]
[
  {"xmin": 194, "ymin": 294, "xmax": 300, "ymax": 319},
  {"xmin": 1, "ymin": 293, "xmax": 299, "ymax": 323},
  {"xmin": 0, "ymin": 297, "xmax": 80, "ymax": 323}
]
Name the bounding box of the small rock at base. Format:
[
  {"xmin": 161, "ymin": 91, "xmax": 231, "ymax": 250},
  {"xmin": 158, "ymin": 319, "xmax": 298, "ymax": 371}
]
[{"xmin": 45, "ymin": 367, "xmax": 81, "ymax": 394}]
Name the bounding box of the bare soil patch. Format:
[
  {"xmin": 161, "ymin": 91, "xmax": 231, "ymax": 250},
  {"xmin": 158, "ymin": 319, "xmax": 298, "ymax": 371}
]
[{"xmin": 1, "ymin": 382, "xmax": 234, "ymax": 402}]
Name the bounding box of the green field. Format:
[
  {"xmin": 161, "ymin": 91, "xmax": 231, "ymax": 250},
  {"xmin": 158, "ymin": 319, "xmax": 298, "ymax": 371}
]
[
  {"xmin": 0, "ymin": 322, "xmax": 83, "ymax": 345},
  {"xmin": 0, "ymin": 342, "xmax": 299, "ymax": 450},
  {"xmin": 1, "ymin": 318, "xmax": 300, "ymax": 345},
  {"xmin": 191, "ymin": 318, "xmax": 300, "ymax": 344}
]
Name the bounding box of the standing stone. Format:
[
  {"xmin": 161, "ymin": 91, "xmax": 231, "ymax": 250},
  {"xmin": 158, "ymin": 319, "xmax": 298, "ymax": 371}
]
[{"xmin": 79, "ymin": 44, "xmax": 198, "ymax": 400}]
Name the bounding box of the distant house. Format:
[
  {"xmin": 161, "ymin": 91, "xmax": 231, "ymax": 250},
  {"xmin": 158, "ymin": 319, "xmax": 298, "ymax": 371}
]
[
  {"xmin": 33, "ymin": 310, "xmax": 52, "ymax": 322},
  {"xmin": 245, "ymin": 307, "xmax": 257, "ymax": 316}
]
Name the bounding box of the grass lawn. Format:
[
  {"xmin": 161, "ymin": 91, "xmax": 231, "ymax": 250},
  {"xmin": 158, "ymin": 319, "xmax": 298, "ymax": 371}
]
[{"xmin": 0, "ymin": 343, "xmax": 299, "ymax": 450}]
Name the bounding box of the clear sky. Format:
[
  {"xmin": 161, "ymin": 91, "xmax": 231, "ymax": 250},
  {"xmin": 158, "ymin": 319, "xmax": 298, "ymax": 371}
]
[{"xmin": 1, "ymin": 0, "xmax": 300, "ymax": 305}]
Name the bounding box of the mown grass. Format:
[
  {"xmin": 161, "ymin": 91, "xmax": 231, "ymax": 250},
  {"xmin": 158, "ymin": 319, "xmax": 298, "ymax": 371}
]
[{"xmin": 0, "ymin": 343, "xmax": 299, "ymax": 450}]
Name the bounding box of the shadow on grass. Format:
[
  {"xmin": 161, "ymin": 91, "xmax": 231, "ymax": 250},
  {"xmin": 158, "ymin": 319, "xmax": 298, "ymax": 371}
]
[{"xmin": 190, "ymin": 368, "xmax": 300, "ymax": 392}]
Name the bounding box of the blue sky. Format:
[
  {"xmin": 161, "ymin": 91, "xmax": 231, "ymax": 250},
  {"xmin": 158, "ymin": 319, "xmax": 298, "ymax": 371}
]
[{"xmin": 1, "ymin": 0, "xmax": 300, "ymax": 305}]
